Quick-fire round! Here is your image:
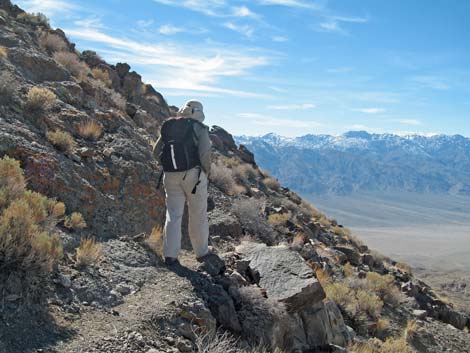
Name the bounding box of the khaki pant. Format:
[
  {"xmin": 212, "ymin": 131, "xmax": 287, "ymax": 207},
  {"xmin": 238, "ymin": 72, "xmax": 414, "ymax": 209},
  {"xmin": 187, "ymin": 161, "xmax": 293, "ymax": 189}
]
[{"xmin": 163, "ymin": 167, "xmax": 209, "ymax": 258}]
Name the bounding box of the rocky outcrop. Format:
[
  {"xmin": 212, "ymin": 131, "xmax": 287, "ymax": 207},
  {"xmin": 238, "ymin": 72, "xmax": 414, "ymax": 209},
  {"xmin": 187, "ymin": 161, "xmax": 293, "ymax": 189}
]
[{"xmin": 233, "ymin": 242, "xmax": 352, "ymax": 351}]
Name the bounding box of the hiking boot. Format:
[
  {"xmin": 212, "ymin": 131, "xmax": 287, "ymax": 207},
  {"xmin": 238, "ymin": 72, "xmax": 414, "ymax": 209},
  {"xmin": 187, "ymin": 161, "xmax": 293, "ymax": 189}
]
[{"xmin": 164, "ymin": 257, "xmax": 179, "ymax": 265}]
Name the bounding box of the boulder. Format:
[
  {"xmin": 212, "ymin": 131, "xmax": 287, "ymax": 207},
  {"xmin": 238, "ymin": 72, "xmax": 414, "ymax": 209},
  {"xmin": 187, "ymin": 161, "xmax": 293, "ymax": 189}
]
[
  {"xmin": 210, "ymin": 126, "xmax": 237, "ymax": 151},
  {"xmin": 238, "ymin": 144, "xmax": 256, "ymax": 165},
  {"xmin": 116, "ymin": 62, "xmax": 131, "ymax": 78},
  {"xmin": 235, "ymin": 242, "xmax": 325, "ymax": 312},
  {"xmin": 9, "ymin": 48, "xmax": 70, "ymax": 82},
  {"xmin": 300, "ymin": 300, "xmax": 353, "ymax": 347},
  {"xmin": 209, "ymin": 209, "xmax": 242, "ymax": 239},
  {"xmin": 333, "ymin": 246, "xmax": 361, "ymax": 265}
]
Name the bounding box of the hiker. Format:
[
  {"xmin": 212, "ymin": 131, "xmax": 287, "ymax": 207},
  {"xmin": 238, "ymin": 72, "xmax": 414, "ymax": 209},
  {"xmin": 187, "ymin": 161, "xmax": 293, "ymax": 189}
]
[{"xmin": 153, "ymin": 100, "xmax": 211, "ymax": 265}]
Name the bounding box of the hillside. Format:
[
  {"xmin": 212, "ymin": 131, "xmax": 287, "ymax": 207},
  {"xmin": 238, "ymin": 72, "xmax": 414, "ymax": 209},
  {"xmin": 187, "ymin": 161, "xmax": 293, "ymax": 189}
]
[
  {"xmin": 236, "ymin": 131, "xmax": 470, "ymax": 196},
  {"xmin": 1, "ymin": 1, "xmax": 470, "ymax": 353}
]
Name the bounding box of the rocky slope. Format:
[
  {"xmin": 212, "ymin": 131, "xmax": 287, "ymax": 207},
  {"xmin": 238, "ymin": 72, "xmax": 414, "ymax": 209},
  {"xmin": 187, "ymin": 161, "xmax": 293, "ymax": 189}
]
[
  {"xmin": 1, "ymin": 1, "xmax": 470, "ymax": 352},
  {"xmin": 236, "ymin": 131, "xmax": 470, "ymax": 196}
]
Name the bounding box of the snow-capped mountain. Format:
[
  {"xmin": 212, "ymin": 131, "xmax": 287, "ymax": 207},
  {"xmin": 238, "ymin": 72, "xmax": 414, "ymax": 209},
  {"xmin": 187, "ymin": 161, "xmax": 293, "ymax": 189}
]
[{"xmin": 235, "ymin": 131, "xmax": 470, "ymax": 196}]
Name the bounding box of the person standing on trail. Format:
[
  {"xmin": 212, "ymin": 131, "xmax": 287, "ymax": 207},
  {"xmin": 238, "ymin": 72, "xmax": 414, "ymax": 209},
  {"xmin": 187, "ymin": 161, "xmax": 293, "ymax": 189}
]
[{"xmin": 153, "ymin": 100, "xmax": 211, "ymax": 265}]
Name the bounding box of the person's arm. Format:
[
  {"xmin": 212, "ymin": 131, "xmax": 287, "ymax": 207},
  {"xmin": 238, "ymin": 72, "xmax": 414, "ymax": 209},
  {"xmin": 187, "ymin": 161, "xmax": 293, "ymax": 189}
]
[
  {"xmin": 195, "ymin": 124, "xmax": 212, "ymax": 177},
  {"xmin": 152, "ymin": 136, "xmax": 163, "ymax": 165}
]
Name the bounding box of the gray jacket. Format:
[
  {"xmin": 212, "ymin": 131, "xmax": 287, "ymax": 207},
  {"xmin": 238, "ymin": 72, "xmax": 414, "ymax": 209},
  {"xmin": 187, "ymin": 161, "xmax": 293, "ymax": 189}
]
[{"xmin": 153, "ymin": 122, "xmax": 212, "ymax": 176}]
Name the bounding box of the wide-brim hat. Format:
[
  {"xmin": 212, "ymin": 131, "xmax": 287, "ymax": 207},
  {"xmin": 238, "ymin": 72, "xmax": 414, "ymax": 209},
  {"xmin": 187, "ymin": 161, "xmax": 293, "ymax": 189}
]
[{"xmin": 178, "ymin": 100, "xmax": 205, "ymax": 122}]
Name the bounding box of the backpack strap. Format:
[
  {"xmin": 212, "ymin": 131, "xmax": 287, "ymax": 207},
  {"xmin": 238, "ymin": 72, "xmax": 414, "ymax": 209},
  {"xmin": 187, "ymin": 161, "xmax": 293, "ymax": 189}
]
[{"xmin": 191, "ymin": 167, "xmax": 202, "ymax": 194}]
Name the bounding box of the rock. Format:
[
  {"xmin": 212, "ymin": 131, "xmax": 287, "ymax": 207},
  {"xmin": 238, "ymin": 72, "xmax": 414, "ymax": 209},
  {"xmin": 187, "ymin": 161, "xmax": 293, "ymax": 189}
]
[
  {"xmin": 197, "ymin": 253, "xmax": 226, "ymax": 276},
  {"xmin": 209, "ymin": 210, "xmax": 242, "ymax": 239},
  {"xmin": 210, "ymin": 126, "xmax": 237, "ymax": 151},
  {"xmin": 333, "ymin": 246, "xmax": 361, "ymax": 265},
  {"xmin": 413, "ymin": 309, "xmax": 428, "ymax": 320},
  {"xmin": 58, "ymin": 274, "xmax": 72, "ymax": 288},
  {"xmin": 9, "ymin": 48, "xmax": 70, "ymax": 82},
  {"xmin": 116, "ymin": 62, "xmax": 131, "ymax": 78},
  {"xmin": 179, "ymin": 301, "xmax": 216, "ymax": 332},
  {"xmin": 122, "ymin": 71, "xmax": 143, "ymax": 97},
  {"xmin": 300, "ymin": 300, "xmax": 353, "ymax": 347},
  {"xmin": 238, "ymin": 144, "xmax": 256, "ymax": 165},
  {"xmin": 115, "ymin": 283, "xmax": 132, "ymax": 295},
  {"xmin": 176, "ymin": 338, "xmax": 192, "ymax": 352},
  {"xmin": 236, "ymin": 241, "xmax": 325, "ymax": 312},
  {"xmin": 80, "ymin": 50, "xmax": 105, "ymax": 67},
  {"xmin": 204, "ymin": 283, "xmax": 241, "ymax": 332}
]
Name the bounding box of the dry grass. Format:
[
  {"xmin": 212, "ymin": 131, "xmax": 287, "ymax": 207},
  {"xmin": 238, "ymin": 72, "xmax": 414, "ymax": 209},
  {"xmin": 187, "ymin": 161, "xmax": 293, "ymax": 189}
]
[
  {"xmin": 324, "ymin": 282, "xmax": 352, "ymax": 308},
  {"xmin": 232, "ymin": 163, "xmax": 257, "ymax": 184},
  {"xmin": 210, "ymin": 162, "xmax": 240, "ymax": 196},
  {"xmin": 365, "ymin": 272, "xmax": 403, "ymax": 307},
  {"xmin": 0, "ymin": 156, "xmax": 27, "ymax": 209},
  {"xmin": 76, "ymin": 237, "xmax": 102, "ymax": 268},
  {"xmin": 291, "ymin": 233, "xmax": 306, "ymax": 247},
  {"xmin": 263, "ymin": 176, "xmax": 281, "ymax": 191},
  {"xmin": 0, "ymin": 156, "xmax": 63, "ymax": 303},
  {"xmin": 25, "ymin": 86, "xmax": 56, "ymax": 112},
  {"xmin": 17, "ymin": 12, "xmax": 50, "ymax": 26},
  {"xmin": 64, "ymin": 212, "xmax": 87, "ymax": 230},
  {"xmin": 381, "ymin": 337, "xmax": 410, "ymax": 353},
  {"xmin": 53, "ymin": 52, "xmax": 89, "ymax": 79},
  {"xmin": 47, "ymin": 129, "xmax": 76, "ymax": 152},
  {"xmin": 343, "ymin": 262, "xmax": 355, "ymax": 277},
  {"xmin": 395, "ymin": 262, "xmax": 412, "ymax": 274},
  {"xmin": 78, "ymin": 120, "xmax": 102, "ymax": 140},
  {"xmin": 218, "ymin": 156, "xmax": 240, "ymax": 168},
  {"xmin": 38, "ymin": 32, "xmax": 67, "ymax": 53},
  {"xmin": 146, "ymin": 225, "xmax": 163, "ymax": 257},
  {"xmin": 373, "ymin": 318, "xmax": 391, "ymax": 339},
  {"xmin": 318, "ymin": 214, "xmax": 332, "ymax": 227},
  {"xmin": 194, "ymin": 330, "xmax": 238, "ymax": 353},
  {"xmin": 0, "ymin": 46, "xmax": 7, "ymax": 59},
  {"xmin": 267, "ymin": 212, "xmax": 290, "ymax": 227},
  {"xmin": 315, "ymin": 267, "xmax": 332, "ymax": 286},
  {"xmin": 51, "ymin": 201, "xmax": 66, "ymax": 217},
  {"xmin": 332, "ymin": 225, "xmax": 351, "ymax": 238},
  {"xmin": 92, "ymin": 68, "xmax": 112, "ymax": 87},
  {"xmin": 356, "ymin": 289, "xmax": 383, "ymax": 319}
]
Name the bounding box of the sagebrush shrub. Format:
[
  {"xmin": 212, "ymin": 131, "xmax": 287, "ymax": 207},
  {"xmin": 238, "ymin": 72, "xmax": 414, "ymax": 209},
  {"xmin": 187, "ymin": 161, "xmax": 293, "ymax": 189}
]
[
  {"xmin": 146, "ymin": 225, "xmax": 163, "ymax": 257},
  {"xmin": 232, "ymin": 163, "xmax": 257, "ymax": 184},
  {"xmin": 25, "ymin": 86, "xmax": 56, "ymax": 112},
  {"xmin": 263, "ymin": 175, "xmax": 281, "ymax": 191},
  {"xmin": 0, "ymin": 156, "xmax": 26, "ymax": 209},
  {"xmin": 0, "ymin": 46, "xmax": 7, "ymax": 59},
  {"xmin": 0, "ymin": 156, "xmax": 63, "ymax": 303},
  {"xmin": 210, "ymin": 162, "xmax": 239, "ymax": 195},
  {"xmin": 64, "ymin": 212, "xmax": 87, "ymax": 230},
  {"xmin": 38, "ymin": 32, "xmax": 67, "ymax": 53},
  {"xmin": 92, "ymin": 68, "xmax": 112, "ymax": 87},
  {"xmin": 77, "ymin": 120, "xmax": 102, "ymax": 140},
  {"xmin": 53, "ymin": 52, "xmax": 89, "ymax": 79},
  {"xmin": 76, "ymin": 237, "xmax": 101, "ymax": 268},
  {"xmin": 267, "ymin": 212, "xmax": 290, "ymax": 227},
  {"xmin": 46, "ymin": 129, "xmax": 76, "ymax": 152},
  {"xmin": 17, "ymin": 12, "xmax": 50, "ymax": 27}
]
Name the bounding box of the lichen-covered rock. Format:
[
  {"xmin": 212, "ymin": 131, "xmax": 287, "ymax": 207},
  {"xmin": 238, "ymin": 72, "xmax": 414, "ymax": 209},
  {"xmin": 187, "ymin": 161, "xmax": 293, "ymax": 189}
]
[{"xmin": 236, "ymin": 241, "xmax": 325, "ymax": 312}]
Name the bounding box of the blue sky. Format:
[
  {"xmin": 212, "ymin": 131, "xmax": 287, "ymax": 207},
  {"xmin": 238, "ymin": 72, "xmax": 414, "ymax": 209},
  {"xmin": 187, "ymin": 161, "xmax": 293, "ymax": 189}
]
[{"xmin": 16, "ymin": 0, "xmax": 470, "ymax": 137}]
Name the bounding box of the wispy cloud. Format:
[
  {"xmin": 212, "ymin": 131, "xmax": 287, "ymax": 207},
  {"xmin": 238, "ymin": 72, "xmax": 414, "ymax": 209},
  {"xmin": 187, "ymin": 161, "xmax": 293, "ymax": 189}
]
[
  {"xmin": 398, "ymin": 119, "xmax": 422, "ymax": 126},
  {"xmin": 16, "ymin": 0, "xmax": 79, "ymax": 15},
  {"xmin": 257, "ymin": 0, "xmax": 324, "ymax": 10},
  {"xmin": 223, "ymin": 22, "xmax": 254, "ymax": 38},
  {"xmin": 63, "ymin": 27, "xmax": 271, "ymax": 97},
  {"xmin": 152, "ymin": 0, "xmax": 226, "ymax": 17},
  {"xmin": 353, "ymin": 108, "xmax": 385, "ymax": 114},
  {"xmin": 268, "ymin": 103, "xmax": 315, "ymax": 110},
  {"xmin": 272, "ymin": 35, "xmax": 288, "ymax": 42},
  {"xmin": 159, "ymin": 24, "xmax": 185, "ymax": 35},
  {"xmin": 238, "ymin": 113, "xmax": 322, "ymax": 128},
  {"xmin": 318, "ymin": 15, "xmax": 368, "ymax": 35},
  {"xmin": 137, "ymin": 19, "xmax": 154, "ymax": 29},
  {"xmin": 411, "ymin": 75, "xmax": 450, "ymax": 90},
  {"xmin": 232, "ymin": 6, "xmax": 260, "ymax": 19}
]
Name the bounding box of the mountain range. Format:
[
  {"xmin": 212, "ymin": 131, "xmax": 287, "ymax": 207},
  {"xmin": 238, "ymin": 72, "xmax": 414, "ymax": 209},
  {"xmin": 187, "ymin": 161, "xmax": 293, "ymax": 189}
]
[{"xmin": 236, "ymin": 131, "xmax": 470, "ymax": 196}]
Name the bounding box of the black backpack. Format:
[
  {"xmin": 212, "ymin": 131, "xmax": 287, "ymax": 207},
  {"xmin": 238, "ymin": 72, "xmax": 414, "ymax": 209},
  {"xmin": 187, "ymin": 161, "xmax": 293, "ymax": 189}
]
[{"xmin": 159, "ymin": 118, "xmax": 201, "ymax": 172}]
